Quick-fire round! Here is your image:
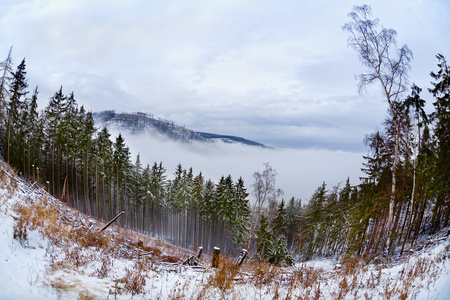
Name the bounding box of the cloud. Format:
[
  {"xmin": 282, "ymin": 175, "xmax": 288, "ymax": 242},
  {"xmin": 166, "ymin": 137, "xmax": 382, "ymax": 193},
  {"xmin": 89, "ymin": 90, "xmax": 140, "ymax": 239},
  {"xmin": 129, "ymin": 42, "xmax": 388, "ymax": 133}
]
[
  {"xmin": 0, "ymin": 0, "xmax": 449, "ymax": 153},
  {"xmin": 111, "ymin": 129, "xmax": 365, "ymax": 202}
]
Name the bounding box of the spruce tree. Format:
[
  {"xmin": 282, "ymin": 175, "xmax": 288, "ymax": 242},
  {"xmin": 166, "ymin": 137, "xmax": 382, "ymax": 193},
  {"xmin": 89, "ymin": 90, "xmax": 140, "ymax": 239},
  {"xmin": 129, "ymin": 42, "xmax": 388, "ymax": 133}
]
[
  {"xmin": 285, "ymin": 197, "xmax": 301, "ymax": 251},
  {"xmin": 93, "ymin": 126, "xmax": 113, "ymax": 219},
  {"xmin": 6, "ymin": 58, "xmax": 28, "ymax": 165},
  {"xmin": 24, "ymin": 86, "xmax": 41, "ymax": 176},
  {"xmin": 113, "ymin": 133, "xmax": 131, "ymax": 216},
  {"xmin": 272, "ymin": 199, "xmax": 287, "ymax": 240},
  {"xmin": 272, "ymin": 236, "xmax": 294, "ymax": 266},
  {"xmin": 255, "ymin": 214, "xmax": 274, "ymax": 262},
  {"xmin": 233, "ymin": 177, "xmax": 250, "ymax": 247},
  {"xmin": 429, "ymin": 54, "xmax": 450, "ymax": 230}
]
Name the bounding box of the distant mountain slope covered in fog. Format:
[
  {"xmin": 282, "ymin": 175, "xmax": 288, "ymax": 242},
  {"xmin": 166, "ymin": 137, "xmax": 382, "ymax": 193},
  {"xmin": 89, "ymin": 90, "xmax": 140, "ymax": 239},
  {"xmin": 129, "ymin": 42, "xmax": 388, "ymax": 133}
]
[{"xmin": 93, "ymin": 110, "xmax": 270, "ymax": 148}]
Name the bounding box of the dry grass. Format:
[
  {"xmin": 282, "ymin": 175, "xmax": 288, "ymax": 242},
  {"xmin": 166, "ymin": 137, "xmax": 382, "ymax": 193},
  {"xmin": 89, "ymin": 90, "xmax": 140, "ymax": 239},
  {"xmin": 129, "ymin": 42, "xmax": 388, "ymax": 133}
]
[
  {"xmin": 3, "ymin": 160, "xmax": 450, "ymax": 300},
  {"xmin": 118, "ymin": 260, "xmax": 148, "ymax": 296},
  {"xmin": 196, "ymin": 256, "xmax": 242, "ymax": 299},
  {"xmin": 0, "ymin": 163, "xmax": 18, "ymax": 201}
]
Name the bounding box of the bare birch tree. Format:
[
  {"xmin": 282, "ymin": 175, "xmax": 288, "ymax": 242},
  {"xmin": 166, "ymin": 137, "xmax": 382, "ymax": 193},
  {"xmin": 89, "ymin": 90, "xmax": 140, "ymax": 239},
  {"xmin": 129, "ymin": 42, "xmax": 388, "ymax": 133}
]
[
  {"xmin": 252, "ymin": 162, "xmax": 283, "ymax": 215},
  {"xmin": 343, "ymin": 5, "xmax": 412, "ymax": 254}
]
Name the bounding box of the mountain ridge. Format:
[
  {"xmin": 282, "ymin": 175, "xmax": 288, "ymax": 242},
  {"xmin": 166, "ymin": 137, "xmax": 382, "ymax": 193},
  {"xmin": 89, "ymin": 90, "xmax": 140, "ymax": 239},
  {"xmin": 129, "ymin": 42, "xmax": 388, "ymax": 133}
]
[{"xmin": 92, "ymin": 110, "xmax": 271, "ymax": 148}]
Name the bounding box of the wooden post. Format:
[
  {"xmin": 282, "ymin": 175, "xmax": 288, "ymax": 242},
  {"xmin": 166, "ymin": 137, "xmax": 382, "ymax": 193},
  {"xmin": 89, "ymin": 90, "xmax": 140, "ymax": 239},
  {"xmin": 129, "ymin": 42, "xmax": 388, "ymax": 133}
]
[
  {"xmin": 61, "ymin": 175, "xmax": 67, "ymax": 202},
  {"xmin": 212, "ymin": 247, "xmax": 220, "ymax": 268},
  {"xmin": 237, "ymin": 249, "xmax": 248, "ymax": 266}
]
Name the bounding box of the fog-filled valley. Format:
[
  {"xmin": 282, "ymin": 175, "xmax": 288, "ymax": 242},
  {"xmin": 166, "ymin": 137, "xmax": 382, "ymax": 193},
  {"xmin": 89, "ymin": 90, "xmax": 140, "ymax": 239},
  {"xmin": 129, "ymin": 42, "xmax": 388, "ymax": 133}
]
[{"xmin": 109, "ymin": 127, "xmax": 365, "ymax": 202}]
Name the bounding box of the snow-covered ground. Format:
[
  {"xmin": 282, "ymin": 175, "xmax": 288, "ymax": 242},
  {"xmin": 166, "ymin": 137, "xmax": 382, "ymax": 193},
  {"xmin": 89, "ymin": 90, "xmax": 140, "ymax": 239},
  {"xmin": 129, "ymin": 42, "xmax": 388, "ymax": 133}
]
[{"xmin": 1, "ymin": 161, "xmax": 449, "ymax": 299}]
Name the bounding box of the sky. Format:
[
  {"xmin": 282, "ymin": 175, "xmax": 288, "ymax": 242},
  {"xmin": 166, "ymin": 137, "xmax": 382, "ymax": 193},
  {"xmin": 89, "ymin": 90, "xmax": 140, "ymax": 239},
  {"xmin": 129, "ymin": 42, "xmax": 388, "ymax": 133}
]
[
  {"xmin": 1, "ymin": 0, "xmax": 449, "ymax": 151},
  {"xmin": 0, "ymin": 0, "xmax": 449, "ymax": 200}
]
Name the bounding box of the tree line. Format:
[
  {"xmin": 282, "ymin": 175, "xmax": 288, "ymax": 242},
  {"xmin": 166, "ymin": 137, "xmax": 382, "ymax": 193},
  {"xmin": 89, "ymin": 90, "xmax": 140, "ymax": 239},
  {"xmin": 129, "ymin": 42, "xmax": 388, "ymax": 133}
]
[
  {"xmin": 0, "ymin": 49, "xmax": 253, "ymax": 256},
  {"xmin": 0, "ymin": 5, "xmax": 448, "ymax": 264}
]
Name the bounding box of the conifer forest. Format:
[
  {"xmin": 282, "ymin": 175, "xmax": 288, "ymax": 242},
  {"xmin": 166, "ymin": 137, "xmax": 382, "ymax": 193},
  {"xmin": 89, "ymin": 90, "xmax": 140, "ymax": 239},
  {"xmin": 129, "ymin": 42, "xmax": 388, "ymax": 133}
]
[{"xmin": 0, "ymin": 6, "xmax": 448, "ymax": 266}]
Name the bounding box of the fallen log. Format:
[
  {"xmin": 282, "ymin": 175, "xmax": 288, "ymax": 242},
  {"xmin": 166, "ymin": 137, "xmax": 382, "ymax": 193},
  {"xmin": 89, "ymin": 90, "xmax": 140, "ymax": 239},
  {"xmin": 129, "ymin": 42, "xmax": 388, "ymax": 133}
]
[
  {"xmin": 97, "ymin": 211, "xmax": 125, "ymax": 234},
  {"xmin": 182, "ymin": 247, "xmax": 204, "ymax": 267}
]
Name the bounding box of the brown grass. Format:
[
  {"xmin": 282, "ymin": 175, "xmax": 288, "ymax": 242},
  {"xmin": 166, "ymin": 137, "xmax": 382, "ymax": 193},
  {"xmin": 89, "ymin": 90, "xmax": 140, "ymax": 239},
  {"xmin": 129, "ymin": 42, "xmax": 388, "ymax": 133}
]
[
  {"xmin": 197, "ymin": 256, "xmax": 242, "ymax": 299},
  {"xmin": 4, "ymin": 159, "xmax": 450, "ymax": 300}
]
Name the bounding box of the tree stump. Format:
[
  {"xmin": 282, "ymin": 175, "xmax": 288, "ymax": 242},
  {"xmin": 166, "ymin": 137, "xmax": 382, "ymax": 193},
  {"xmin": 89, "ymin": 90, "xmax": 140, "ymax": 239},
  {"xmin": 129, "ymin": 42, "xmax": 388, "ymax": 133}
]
[
  {"xmin": 212, "ymin": 247, "xmax": 220, "ymax": 268},
  {"xmin": 237, "ymin": 249, "xmax": 248, "ymax": 266},
  {"xmin": 197, "ymin": 246, "xmax": 203, "ymax": 259}
]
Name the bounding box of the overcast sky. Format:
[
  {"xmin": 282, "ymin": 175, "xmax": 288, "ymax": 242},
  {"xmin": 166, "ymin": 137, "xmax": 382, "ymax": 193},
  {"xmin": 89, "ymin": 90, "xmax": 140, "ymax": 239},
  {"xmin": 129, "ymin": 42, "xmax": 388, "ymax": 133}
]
[{"xmin": 1, "ymin": 0, "xmax": 449, "ymax": 151}]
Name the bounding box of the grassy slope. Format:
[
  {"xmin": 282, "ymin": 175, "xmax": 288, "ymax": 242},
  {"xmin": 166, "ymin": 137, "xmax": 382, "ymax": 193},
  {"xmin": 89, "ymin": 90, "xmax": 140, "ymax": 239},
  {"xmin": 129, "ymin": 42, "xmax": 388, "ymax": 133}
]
[{"xmin": 1, "ymin": 160, "xmax": 449, "ymax": 299}]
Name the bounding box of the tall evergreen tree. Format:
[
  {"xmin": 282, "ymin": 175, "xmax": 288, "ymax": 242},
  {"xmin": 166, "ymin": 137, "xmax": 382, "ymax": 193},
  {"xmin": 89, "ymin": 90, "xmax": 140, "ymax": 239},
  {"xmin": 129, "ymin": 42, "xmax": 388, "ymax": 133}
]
[
  {"xmin": 285, "ymin": 197, "xmax": 301, "ymax": 251},
  {"xmin": 272, "ymin": 199, "xmax": 287, "ymax": 240},
  {"xmin": 112, "ymin": 133, "xmax": 131, "ymax": 216},
  {"xmin": 255, "ymin": 214, "xmax": 274, "ymax": 262},
  {"xmin": 429, "ymin": 53, "xmax": 450, "ymax": 230},
  {"xmin": 6, "ymin": 58, "xmax": 28, "ymax": 165},
  {"xmin": 93, "ymin": 126, "xmax": 113, "ymax": 219},
  {"xmin": 233, "ymin": 177, "xmax": 250, "ymax": 247}
]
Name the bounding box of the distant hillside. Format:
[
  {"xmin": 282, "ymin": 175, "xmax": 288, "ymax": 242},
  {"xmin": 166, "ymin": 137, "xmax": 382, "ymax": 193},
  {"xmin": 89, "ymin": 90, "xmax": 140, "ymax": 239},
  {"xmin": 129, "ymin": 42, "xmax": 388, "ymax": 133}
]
[
  {"xmin": 195, "ymin": 132, "xmax": 268, "ymax": 147},
  {"xmin": 93, "ymin": 110, "xmax": 270, "ymax": 148}
]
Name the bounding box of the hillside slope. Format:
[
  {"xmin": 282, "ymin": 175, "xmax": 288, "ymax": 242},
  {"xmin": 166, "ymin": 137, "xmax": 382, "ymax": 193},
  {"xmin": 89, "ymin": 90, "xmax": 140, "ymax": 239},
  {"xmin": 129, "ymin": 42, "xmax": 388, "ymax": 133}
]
[
  {"xmin": 1, "ymin": 160, "xmax": 450, "ymax": 299},
  {"xmin": 93, "ymin": 111, "xmax": 270, "ymax": 148}
]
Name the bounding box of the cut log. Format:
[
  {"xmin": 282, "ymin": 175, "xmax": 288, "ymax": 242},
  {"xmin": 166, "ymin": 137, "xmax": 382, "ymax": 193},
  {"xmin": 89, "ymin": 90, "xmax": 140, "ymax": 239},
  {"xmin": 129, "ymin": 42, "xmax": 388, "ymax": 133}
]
[{"xmin": 97, "ymin": 211, "xmax": 125, "ymax": 234}]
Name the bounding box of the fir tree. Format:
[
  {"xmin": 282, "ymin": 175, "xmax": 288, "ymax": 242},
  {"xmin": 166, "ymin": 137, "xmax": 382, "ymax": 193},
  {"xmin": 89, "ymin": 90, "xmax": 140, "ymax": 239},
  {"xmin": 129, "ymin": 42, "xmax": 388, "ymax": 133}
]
[
  {"xmin": 233, "ymin": 177, "xmax": 250, "ymax": 247},
  {"xmin": 255, "ymin": 214, "xmax": 274, "ymax": 262},
  {"xmin": 6, "ymin": 58, "xmax": 28, "ymax": 165},
  {"xmin": 112, "ymin": 133, "xmax": 131, "ymax": 216},
  {"xmin": 272, "ymin": 236, "xmax": 294, "ymax": 266},
  {"xmin": 429, "ymin": 54, "xmax": 450, "ymax": 230}
]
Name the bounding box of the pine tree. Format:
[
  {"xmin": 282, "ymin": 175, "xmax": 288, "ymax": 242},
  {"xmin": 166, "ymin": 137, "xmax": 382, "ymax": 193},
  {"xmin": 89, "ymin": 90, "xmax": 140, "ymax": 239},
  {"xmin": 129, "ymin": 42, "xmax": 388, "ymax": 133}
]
[
  {"xmin": 23, "ymin": 86, "xmax": 41, "ymax": 176},
  {"xmin": 302, "ymin": 183, "xmax": 327, "ymax": 257},
  {"xmin": 192, "ymin": 172, "xmax": 205, "ymax": 248},
  {"xmin": 42, "ymin": 86, "xmax": 67, "ymax": 195},
  {"xmin": 285, "ymin": 197, "xmax": 301, "ymax": 251},
  {"xmin": 93, "ymin": 126, "xmax": 113, "ymax": 219},
  {"xmin": 400, "ymin": 84, "xmax": 428, "ymax": 254},
  {"xmin": 255, "ymin": 214, "xmax": 274, "ymax": 262},
  {"xmin": 272, "ymin": 199, "xmax": 287, "ymax": 240},
  {"xmin": 233, "ymin": 177, "xmax": 250, "ymax": 247},
  {"xmin": 270, "ymin": 199, "xmax": 294, "ymax": 265},
  {"xmin": 6, "ymin": 58, "xmax": 28, "ymax": 165},
  {"xmin": 272, "ymin": 236, "xmax": 294, "ymax": 266},
  {"xmin": 429, "ymin": 54, "xmax": 450, "ymax": 230},
  {"xmin": 112, "ymin": 133, "xmax": 131, "ymax": 217}
]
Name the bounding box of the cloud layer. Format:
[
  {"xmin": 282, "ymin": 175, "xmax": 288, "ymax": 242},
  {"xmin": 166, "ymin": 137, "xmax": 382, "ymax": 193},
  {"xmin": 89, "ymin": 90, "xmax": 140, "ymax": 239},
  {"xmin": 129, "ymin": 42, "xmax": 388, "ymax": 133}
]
[
  {"xmin": 114, "ymin": 129, "xmax": 365, "ymax": 201},
  {"xmin": 1, "ymin": 0, "xmax": 449, "ymax": 151}
]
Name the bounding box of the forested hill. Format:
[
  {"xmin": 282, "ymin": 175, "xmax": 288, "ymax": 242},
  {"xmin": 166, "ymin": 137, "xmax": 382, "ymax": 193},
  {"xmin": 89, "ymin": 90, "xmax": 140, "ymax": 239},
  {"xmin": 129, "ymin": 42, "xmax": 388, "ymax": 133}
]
[{"xmin": 93, "ymin": 110, "xmax": 270, "ymax": 148}]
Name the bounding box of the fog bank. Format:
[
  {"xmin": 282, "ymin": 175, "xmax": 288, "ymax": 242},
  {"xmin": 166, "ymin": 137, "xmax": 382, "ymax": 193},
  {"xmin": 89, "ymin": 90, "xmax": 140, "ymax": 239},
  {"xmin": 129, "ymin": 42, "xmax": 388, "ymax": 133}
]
[{"xmin": 112, "ymin": 130, "xmax": 365, "ymax": 202}]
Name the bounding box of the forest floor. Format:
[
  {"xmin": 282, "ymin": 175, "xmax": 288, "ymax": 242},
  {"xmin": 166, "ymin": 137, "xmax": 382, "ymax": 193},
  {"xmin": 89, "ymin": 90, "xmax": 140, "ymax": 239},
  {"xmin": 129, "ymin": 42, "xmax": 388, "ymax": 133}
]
[{"xmin": 1, "ymin": 160, "xmax": 449, "ymax": 300}]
